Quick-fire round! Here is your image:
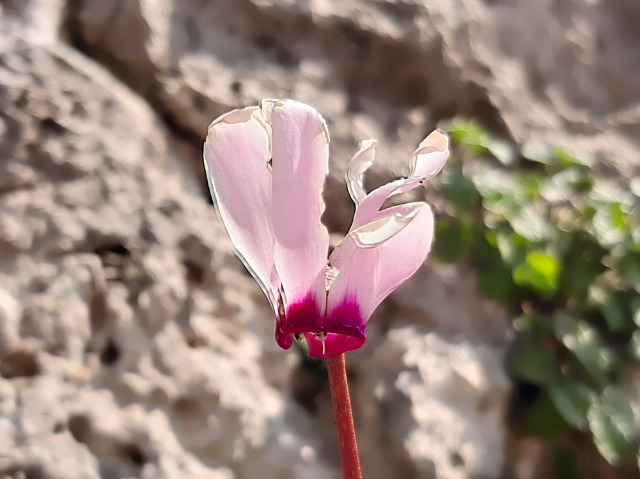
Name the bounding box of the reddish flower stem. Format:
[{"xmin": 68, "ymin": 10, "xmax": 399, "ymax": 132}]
[{"xmin": 327, "ymin": 354, "xmax": 363, "ymax": 479}]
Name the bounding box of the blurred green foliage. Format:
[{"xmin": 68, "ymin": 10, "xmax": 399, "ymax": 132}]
[{"xmin": 436, "ymin": 119, "xmax": 640, "ymax": 476}]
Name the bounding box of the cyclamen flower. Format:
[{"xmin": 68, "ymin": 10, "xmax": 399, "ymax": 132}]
[{"xmin": 204, "ymin": 100, "xmax": 448, "ymax": 358}]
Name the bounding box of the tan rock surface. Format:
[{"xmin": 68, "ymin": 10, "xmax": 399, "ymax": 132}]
[
  {"xmin": 0, "ymin": 31, "xmax": 334, "ymax": 479},
  {"xmin": 1, "ymin": 0, "xmax": 637, "ymax": 478}
]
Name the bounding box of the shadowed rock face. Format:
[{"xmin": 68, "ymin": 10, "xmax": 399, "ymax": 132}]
[
  {"xmin": 0, "ymin": 0, "xmax": 636, "ymax": 478},
  {"xmin": 71, "ymin": 0, "xmax": 640, "ymax": 176}
]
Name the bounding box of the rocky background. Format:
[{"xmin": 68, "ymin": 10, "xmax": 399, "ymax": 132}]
[{"xmin": 0, "ymin": 0, "xmax": 638, "ymax": 478}]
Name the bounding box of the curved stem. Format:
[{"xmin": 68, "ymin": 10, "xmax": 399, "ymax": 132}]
[{"xmin": 327, "ymin": 354, "xmax": 363, "ymax": 479}]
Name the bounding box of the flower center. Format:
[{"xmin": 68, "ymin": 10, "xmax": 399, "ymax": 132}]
[{"xmin": 275, "ymin": 293, "xmax": 366, "ymax": 358}]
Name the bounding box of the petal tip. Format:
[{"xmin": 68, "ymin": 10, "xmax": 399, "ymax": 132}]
[
  {"xmin": 347, "ymin": 139, "xmax": 378, "ymax": 206},
  {"xmin": 208, "ymin": 106, "xmax": 253, "ymax": 129},
  {"xmin": 417, "ymin": 129, "xmax": 449, "ymax": 154},
  {"xmin": 410, "ymin": 129, "xmax": 450, "ymax": 180}
]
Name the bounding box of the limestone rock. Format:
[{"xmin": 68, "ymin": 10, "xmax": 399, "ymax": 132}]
[
  {"xmin": 0, "ymin": 31, "xmax": 335, "ymax": 479},
  {"xmin": 72, "ymin": 0, "xmax": 640, "ymax": 180},
  {"xmin": 442, "ymin": 0, "xmax": 640, "ymax": 176},
  {"xmin": 4, "ymin": 0, "xmax": 636, "ymax": 477},
  {"xmin": 357, "ymin": 326, "xmax": 510, "ymax": 479},
  {"xmin": 0, "ymin": 288, "xmax": 21, "ymax": 355},
  {"xmin": 0, "ymin": 0, "xmax": 66, "ymax": 44},
  {"xmin": 392, "ymin": 262, "xmax": 511, "ymax": 347}
]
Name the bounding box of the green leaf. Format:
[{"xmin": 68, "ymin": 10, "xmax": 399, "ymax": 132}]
[
  {"xmin": 478, "ymin": 265, "xmax": 518, "ymax": 303},
  {"xmin": 587, "ymin": 387, "xmax": 635, "ymax": 465},
  {"xmin": 549, "ymin": 146, "xmax": 588, "ymax": 169},
  {"xmin": 439, "ymin": 164, "xmax": 479, "ymax": 215},
  {"xmin": 609, "ymin": 202, "xmax": 628, "ymax": 229},
  {"xmin": 564, "ymin": 253, "xmax": 604, "ymax": 297},
  {"xmin": 591, "ymin": 201, "xmax": 631, "ymax": 248},
  {"xmin": 632, "ymin": 297, "xmax": 640, "ymax": 327},
  {"xmin": 513, "ymin": 314, "xmax": 536, "ymax": 333},
  {"xmin": 510, "ymin": 204, "xmax": 551, "ymax": 242},
  {"xmin": 542, "ymin": 169, "xmax": 593, "ymax": 202},
  {"xmin": 448, "ymin": 117, "xmax": 516, "ymax": 165},
  {"xmin": 553, "ymin": 448, "xmax": 580, "ymax": 479},
  {"xmin": 599, "ymin": 300, "xmax": 629, "ymax": 332},
  {"xmin": 513, "ymin": 251, "xmax": 561, "ymax": 295},
  {"xmin": 496, "ymin": 231, "xmax": 529, "ymax": 266},
  {"xmin": 548, "ymin": 382, "xmax": 595, "ymax": 429},
  {"xmin": 517, "ymin": 173, "xmax": 543, "ymax": 199},
  {"xmin": 473, "ymin": 170, "xmax": 520, "ymax": 218},
  {"xmin": 630, "ymin": 331, "xmax": 640, "ymax": 361},
  {"xmin": 447, "ymin": 118, "xmax": 492, "ymax": 155},
  {"xmin": 433, "ymin": 218, "xmax": 471, "ymax": 263},
  {"xmin": 522, "ymin": 391, "xmax": 571, "ymax": 437},
  {"xmin": 488, "ymin": 138, "xmax": 516, "ymax": 166},
  {"xmin": 473, "ymin": 233, "xmax": 521, "ymax": 300},
  {"xmin": 511, "ymin": 346, "xmax": 558, "ymax": 385},
  {"xmin": 448, "ymin": 119, "xmax": 487, "ymax": 142},
  {"xmin": 554, "ymin": 315, "xmax": 611, "ymax": 385},
  {"xmin": 615, "ymin": 252, "xmax": 640, "ymax": 292},
  {"xmin": 589, "ymin": 286, "xmax": 631, "ymax": 332}
]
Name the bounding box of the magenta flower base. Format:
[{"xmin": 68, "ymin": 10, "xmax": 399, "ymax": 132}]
[{"xmin": 275, "ymin": 294, "xmax": 366, "ymax": 358}]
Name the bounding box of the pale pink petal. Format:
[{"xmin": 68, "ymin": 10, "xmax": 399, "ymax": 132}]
[
  {"xmin": 352, "ymin": 177, "xmax": 423, "ymax": 229},
  {"xmin": 327, "ymin": 203, "xmax": 434, "ymax": 325},
  {"xmin": 410, "ymin": 129, "xmax": 449, "ymax": 180},
  {"xmin": 346, "ymin": 139, "xmax": 376, "ymax": 206},
  {"xmin": 349, "ymin": 129, "xmax": 449, "ymax": 229},
  {"xmin": 267, "ymin": 100, "xmax": 330, "ymax": 308},
  {"xmin": 203, "ymin": 106, "xmax": 278, "ymax": 307},
  {"xmin": 350, "ymin": 202, "xmax": 423, "ymax": 248}
]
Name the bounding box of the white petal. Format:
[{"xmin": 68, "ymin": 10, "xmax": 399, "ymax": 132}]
[{"xmin": 346, "ymin": 139, "xmax": 376, "ymax": 206}]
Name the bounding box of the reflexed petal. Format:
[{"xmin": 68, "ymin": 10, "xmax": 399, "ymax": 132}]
[
  {"xmin": 328, "ymin": 203, "xmax": 434, "ymax": 323},
  {"xmin": 267, "ymin": 99, "xmax": 330, "ymax": 308},
  {"xmin": 352, "ymin": 177, "xmax": 423, "ymax": 229},
  {"xmin": 349, "ymin": 129, "xmax": 449, "ymax": 224},
  {"xmin": 351, "ymin": 202, "xmax": 423, "ymax": 247},
  {"xmin": 410, "ymin": 129, "xmax": 449, "ymax": 180},
  {"xmin": 346, "ymin": 139, "xmax": 376, "ymax": 206},
  {"xmin": 204, "ymin": 106, "xmax": 279, "ymax": 307}
]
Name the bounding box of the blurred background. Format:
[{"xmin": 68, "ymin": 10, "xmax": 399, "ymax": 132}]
[{"xmin": 0, "ymin": 0, "xmax": 639, "ymax": 478}]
